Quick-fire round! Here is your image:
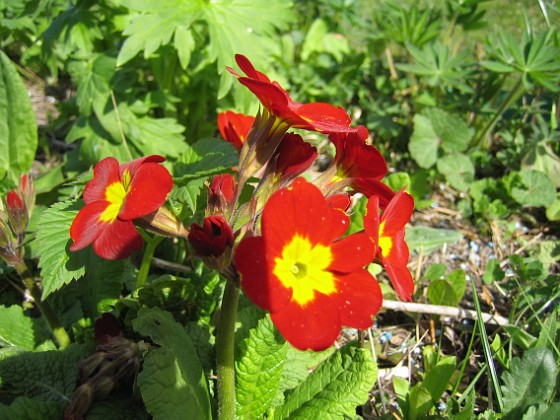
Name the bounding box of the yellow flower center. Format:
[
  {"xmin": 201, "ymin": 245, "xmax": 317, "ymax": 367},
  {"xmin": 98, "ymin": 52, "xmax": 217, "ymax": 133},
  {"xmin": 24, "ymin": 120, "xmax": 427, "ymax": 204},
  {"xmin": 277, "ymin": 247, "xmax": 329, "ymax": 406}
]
[
  {"xmin": 273, "ymin": 234, "xmax": 336, "ymax": 306},
  {"xmin": 378, "ymin": 220, "xmax": 393, "ymax": 256},
  {"xmin": 99, "ymin": 170, "xmax": 131, "ymax": 222}
]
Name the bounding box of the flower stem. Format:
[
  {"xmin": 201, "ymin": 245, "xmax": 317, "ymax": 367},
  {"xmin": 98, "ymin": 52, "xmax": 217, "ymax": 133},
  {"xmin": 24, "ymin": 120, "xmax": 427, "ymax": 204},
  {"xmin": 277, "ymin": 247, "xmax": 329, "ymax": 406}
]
[
  {"xmin": 216, "ymin": 280, "xmax": 240, "ymax": 420},
  {"xmin": 14, "ymin": 260, "xmax": 71, "ymax": 349},
  {"xmin": 135, "ymin": 235, "xmax": 164, "ymax": 290}
]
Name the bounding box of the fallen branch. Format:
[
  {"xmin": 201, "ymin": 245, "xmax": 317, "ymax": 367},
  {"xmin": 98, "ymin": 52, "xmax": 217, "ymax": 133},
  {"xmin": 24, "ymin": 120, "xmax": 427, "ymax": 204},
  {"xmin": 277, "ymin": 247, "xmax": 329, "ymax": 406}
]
[{"xmin": 382, "ymin": 299, "xmax": 509, "ymax": 327}]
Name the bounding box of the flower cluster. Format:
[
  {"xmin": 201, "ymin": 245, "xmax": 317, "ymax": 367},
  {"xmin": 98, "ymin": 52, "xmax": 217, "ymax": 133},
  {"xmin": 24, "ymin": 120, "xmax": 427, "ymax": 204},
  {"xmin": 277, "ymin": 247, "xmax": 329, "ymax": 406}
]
[{"xmin": 69, "ymin": 54, "xmax": 414, "ymax": 352}]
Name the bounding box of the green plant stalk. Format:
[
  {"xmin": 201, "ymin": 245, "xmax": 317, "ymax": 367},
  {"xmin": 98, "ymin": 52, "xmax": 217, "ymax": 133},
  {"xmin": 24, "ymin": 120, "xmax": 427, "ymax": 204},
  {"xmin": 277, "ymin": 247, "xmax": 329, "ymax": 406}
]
[
  {"xmin": 471, "ymin": 280, "xmax": 504, "ymax": 412},
  {"xmin": 216, "ymin": 280, "xmax": 240, "ymax": 420},
  {"xmin": 14, "ymin": 260, "xmax": 71, "ymax": 349},
  {"xmin": 451, "ymin": 319, "xmax": 478, "ymax": 397},
  {"xmin": 135, "ymin": 235, "xmax": 164, "ymax": 290},
  {"xmin": 472, "ymin": 77, "xmax": 524, "ymax": 149}
]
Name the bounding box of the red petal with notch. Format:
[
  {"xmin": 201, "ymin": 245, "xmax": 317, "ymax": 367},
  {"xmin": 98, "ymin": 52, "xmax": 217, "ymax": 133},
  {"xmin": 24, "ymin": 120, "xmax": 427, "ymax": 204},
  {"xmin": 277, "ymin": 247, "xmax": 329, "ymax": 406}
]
[
  {"xmin": 83, "ymin": 158, "xmax": 120, "ymax": 204},
  {"xmin": 380, "ymin": 189, "xmax": 414, "ymax": 236},
  {"xmin": 93, "ymin": 218, "xmax": 144, "ymax": 260},
  {"xmin": 294, "ymin": 102, "xmax": 353, "ymax": 133},
  {"xmin": 235, "ymin": 236, "xmax": 292, "ymax": 312},
  {"xmin": 119, "ymin": 162, "xmax": 173, "ymax": 220},
  {"xmin": 271, "ymin": 293, "xmax": 341, "ymax": 351},
  {"xmin": 329, "ymin": 232, "xmax": 375, "ymax": 273},
  {"xmin": 119, "ymin": 155, "xmax": 166, "ymax": 179},
  {"xmin": 69, "ymin": 201, "xmax": 111, "ymax": 251},
  {"xmin": 335, "ymin": 269, "xmax": 382, "ymax": 328}
]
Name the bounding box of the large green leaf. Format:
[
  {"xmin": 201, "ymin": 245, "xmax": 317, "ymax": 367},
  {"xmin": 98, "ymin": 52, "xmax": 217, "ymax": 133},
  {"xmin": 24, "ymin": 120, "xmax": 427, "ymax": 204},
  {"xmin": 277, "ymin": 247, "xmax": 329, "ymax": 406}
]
[
  {"xmin": 0, "ymin": 305, "xmax": 55, "ymax": 351},
  {"xmin": 501, "ymin": 348, "xmax": 558, "ymax": 419},
  {"xmin": 0, "ymin": 343, "xmax": 95, "ymax": 401},
  {"xmin": 0, "ymin": 397, "xmax": 62, "ymax": 420},
  {"xmin": 174, "ymin": 138, "xmax": 238, "ymax": 183},
  {"xmin": 437, "ymin": 153, "xmax": 474, "ymax": 192},
  {"xmin": 511, "ymin": 169, "xmax": 556, "ymax": 208},
  {"xmin": 35, "ymin": 201, "xmax": 86, "ymax": 299},
  {"xmin": 273, "ymin": 345, "xmax": 377, "ymax": 419},
  {"xmin": 236, "ymin": 315, "xmax": 288, "ymax": 419},
  {"xmin": 133, "ymin": 307, "xmax": 212, "ymax": 420},
  {"xmin": 409, "ymin": 108, "xmax": 472, "ymax": 168},
  {"xmin": 0, "ymin": 49, "xmax": 38, "ymax": 184}
]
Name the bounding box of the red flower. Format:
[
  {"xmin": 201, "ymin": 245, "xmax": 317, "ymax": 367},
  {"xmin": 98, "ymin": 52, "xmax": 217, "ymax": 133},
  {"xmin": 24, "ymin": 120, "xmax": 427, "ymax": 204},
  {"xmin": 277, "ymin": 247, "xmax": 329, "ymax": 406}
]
[
  {"xmin": 70, "ymin": 156, "xmax": 173, "ymax": 260},
  {"xmin": 268, "ymin": 133, "xmax": 317, "ymax": 182},
  {"xmin": 227, "ymin": 55, "xmax": 355, "ymax": 134},
  {"xmin": 234, "ymin": 178, "xmax": 382, "ymax": 351},
  {"xmin": 188, "ymin": 216, "xmax": 234, "ymax": 257},
  {"xmin": 364, "ymin": 189, "xmax": 415, "ymax": 301},
  {"xmin": 218, "ymin": 111, "xmax": 255, "ymax": 149}
]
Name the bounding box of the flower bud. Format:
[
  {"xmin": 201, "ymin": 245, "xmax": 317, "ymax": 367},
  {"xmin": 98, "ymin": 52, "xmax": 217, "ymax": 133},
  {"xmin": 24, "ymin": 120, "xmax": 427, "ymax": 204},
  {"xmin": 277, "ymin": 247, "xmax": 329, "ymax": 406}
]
[
  {"xmin": 65, "ymin": 383, "xmax": 94, "ymax": 420},
  {"xmin": 208, "ymin": 174, "xmax": 235, "ymax": 217},
  {"xmin": 188, "ymin": 216, "xmax": 234, "ymax": 271},
  {"xmin": 5, "ymin": 190, "xmax": 28, "ymax": 236}
]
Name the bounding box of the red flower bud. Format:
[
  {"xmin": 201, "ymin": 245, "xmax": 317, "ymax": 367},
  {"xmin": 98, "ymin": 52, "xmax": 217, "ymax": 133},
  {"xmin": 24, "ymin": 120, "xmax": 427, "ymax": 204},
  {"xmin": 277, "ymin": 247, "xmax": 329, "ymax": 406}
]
[
  {"xmin": 208, "ymin": 174, "xmax": 235, "ymax": 216},
  {"xmin": 5, "ymin": 190, "xmax": 28, "ymax": 236},
  {"xmin": 188, "ymin": 216, "xmax": 234, "ymax": 257}
]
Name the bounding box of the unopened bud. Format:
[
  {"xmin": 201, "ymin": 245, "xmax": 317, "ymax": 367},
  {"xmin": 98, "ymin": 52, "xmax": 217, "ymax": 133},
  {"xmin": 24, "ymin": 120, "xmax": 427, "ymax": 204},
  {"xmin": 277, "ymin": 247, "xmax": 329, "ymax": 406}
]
[
  {"xmin": 208, "ymin": 174, "xmax": 235, "ymax": 216},
  {"xmin": 93, "ymin": 376, "xmax": 115, "ymax": 400},
  {"xmin": 65, "ymin": 383, "xmax": 94, "ymax": 420},
  {"xmin": 134, "ymin": 206, "xmax": 189, "ymax": 239},
  {"xmin": 188, "ymin": 216, "xmax": 234, "ymax": 271},
  {"xmin": 5, "ymin": 190, "xmax": 28, "ymax": 236}
]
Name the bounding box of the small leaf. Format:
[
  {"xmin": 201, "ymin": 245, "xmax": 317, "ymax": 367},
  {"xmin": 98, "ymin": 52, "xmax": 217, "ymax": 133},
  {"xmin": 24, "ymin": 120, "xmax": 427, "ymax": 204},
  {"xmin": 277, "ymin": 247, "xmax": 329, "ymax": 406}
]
[
  {"xmin": 406, "ymin": 225, "xmax": 463, "ymax": 254},
  {"xmin": 428, "ymin": 270, "xmax": 466, "ymax": 307},
  {"xmin": 174, "ymin": 138, "xmax": 238, "ymax": 183},
  {"xmin": 0, "ymin": 49, "xmax": 38, "ymax": 184},
  {"xmin": 133, "ymin": 307, "xmax": 212, "ymax": 420},
  {"xmin": 236, "ymin": 315, "xmax": 288, "ymax": 419},
  {"xmin": 511, "ymin": 169, "xmax": 556, "ymax": 207},
  {"xmin": 273, "ymin": 345, "xmax": 377, "ymax": 419},
  {"xmin": 522, "ymin": 402, "xmax": 560, "ymax": 419},
  {"xmin": 482, "ymin": 258, "xmax": 505, "ymax": 285},
  {"xmin": 35, "ymin": 201, "xmax": 86, "ymax": 299},
  {"xmin": 437, "ymin": 153, "xmax": 475, "ymax": 192},
  {"xmin": 501, "ymin": 348, "xmax": 558, "ymax": 419}
]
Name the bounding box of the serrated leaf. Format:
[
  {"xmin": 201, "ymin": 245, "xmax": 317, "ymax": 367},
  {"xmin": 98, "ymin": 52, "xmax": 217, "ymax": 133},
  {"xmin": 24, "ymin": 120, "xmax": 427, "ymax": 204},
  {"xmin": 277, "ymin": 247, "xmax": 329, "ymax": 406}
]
[
  {"xmin": 0, "ymin": 49, "xmax": 38, "ymax": 184},
  {"xmin": 273, "ymin": 345, "xmax": 377, "ymax": 419},
  {"xmin": 174, "ymin": 138, "xmax": 238, "ymax": 183},
  {"xmin": 0, "ymin": 343, "xmax": 95, "ymax": 401},
  {"xmin": 133, "ymin": 307, "xmax": 211, "ymax": 420},
  {"xmin": 0, "ymin": 305, "xmax": 55, "ymax": 351},
  {"xmin": 236, "ymin": 315, "xmax": 288, "ymax": 419},
  {"xmin": 522, "ymin": 402, "xmax": 560, "ymax": 419},
  {"xmin": 0, "ymin": 397, "xmax": 62, "ymax": 420},
  {"xmin": 409, "ymin": 108, "xmax": 472, "ymax": 168},
  {"xmin": 406, "ymin": 225, "xmax": 463, "ymax": 254},
  {"xmin": 501, "ymin": 348, "xmax": 558, "ymax": 419},
  {"xmin": 511, "ymin": 169, "xmax": 556, "ymax": 207},
  {"xmin": 35, "ymin": 201, "xmax": 86, "ymax": 299},
  {"xmin": 169, "ymin": 178, "xmax": 207, "ymax": 215}
]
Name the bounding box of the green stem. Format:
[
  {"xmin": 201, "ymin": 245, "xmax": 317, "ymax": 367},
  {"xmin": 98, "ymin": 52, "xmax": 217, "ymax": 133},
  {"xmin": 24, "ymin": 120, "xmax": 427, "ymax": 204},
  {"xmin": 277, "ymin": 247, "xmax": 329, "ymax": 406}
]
[
  {"xmin": 135, "ymin": 235, "xmax": 164, "ymax": 290},
  {"xmin": 216, "ymin": 281, "xmax": 240, "ymax": 420},
  {"xmin": 14, "ymin": 261, "xmax": 71, "ymax": 349},
  {"xmin": 472, "ymin": 77, "xmax": 524, "ymax": 149}
]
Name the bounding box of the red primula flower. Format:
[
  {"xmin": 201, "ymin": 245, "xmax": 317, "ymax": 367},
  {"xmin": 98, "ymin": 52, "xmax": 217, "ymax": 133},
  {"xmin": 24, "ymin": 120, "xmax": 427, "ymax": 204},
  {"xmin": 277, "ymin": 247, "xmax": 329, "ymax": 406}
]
[
  {"xmin": 227, "ymin": 55, "xmax": 355, "ymax": 134},
  {"xmin": 70, "ymin": 156, "xmax": 173, "ymax": 260},
  {"xmin": 268, "ymin": 133, "xmax": 317, "ymax": 183},
  {"xmin": 234, "ymin": 178, "xmax": 382, "ymax": 351},
  {"xmin": 218, "ymin": 110, "xmax": 255, "ymax": 149},
  {"xmin": 364, "ymin": 189, "xmax": 415, "ymax": 302}
]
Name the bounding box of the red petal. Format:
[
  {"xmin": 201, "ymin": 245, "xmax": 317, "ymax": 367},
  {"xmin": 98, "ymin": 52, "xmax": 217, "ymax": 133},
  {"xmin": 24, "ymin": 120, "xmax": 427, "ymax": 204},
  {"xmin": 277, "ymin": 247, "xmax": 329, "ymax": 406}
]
[
  {"xmin": 335, "ymin": 269, "xmax": 382, "ymax": 328},
  {"xmin": 83, "ymin": 158, "xmax": 120, "ymax": 204},
  {"xmin": 271, "ymin": 293, "xmax": 341, "ymax": 351},
  {"xmin": 235, "ymin": 54, "xmax": 271, "ymax": 82},
  {"xmin": 353, "ymin": 179, "xmax": 396, "ymax": 209},
  {"xmin": 235, "ymin": 236, "xmax": 292, "ymax": 312},
  {"xmin": 326, "ymin": 193, "xmax": 351, "ymax": 211},
  {"xmin": 363, "ymin": 195, "xmax": 380, "ymax": 245},
  {"xmin": 93, "ymin": 219, "xmax": 144, "ymax": 260},
  {"xmin": 294, "ymin": 102, "xmax": 352, "ymax": 133},
  {"xmin": 329, "ymin": 232, "xmax": 375, "ymax": 273},
  {"xmin": 383, "ymin": 253, "xmax": 414, "ymax": 302},
  {"xmin": 119, "ymin": 155, "xmax": 166, "ymax": 179},
  {"xmin": 69, "ymin": 201, "xmax": 110, "ymax": 251},
  {"xmin": 238, "ymin": 78, "xmax": 290, "ymax": 113},
  {"xmin": 381, "ymin": 189, "xmax": 414, "ymax": 236},
  {"xmin": 119, "ymin": 162, "xmax": 173, "ymax": 220}
]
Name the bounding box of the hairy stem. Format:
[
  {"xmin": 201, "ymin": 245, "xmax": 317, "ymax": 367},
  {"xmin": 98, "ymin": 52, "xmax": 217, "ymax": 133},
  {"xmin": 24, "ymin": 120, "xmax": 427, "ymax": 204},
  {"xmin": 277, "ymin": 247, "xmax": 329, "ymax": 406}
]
[
  {"xmin": 14, "ymin": 261, "xmax": 71, "ymax": 349},
  {"xmin": 135, "ymin": 235, "xmax": 164, "ymax": 290},
  {"xmin": 216, "ymin": 280, "xmax": 240, "ymax": 419}
]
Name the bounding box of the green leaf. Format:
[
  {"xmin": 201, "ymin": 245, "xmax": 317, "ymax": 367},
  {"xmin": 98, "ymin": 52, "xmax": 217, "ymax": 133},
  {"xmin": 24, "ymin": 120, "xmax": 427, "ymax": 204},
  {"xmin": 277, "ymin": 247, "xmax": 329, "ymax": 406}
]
[
  {"xmin": 409, "ymin": 108, "xmax": 472, "ymax": 168},
  {"xmin": 480, "ymin": 61, "xmax": 515, "ymax": 73},
  {"xmin": 482, "ymin": 258, "xmax": 505, "ymax": 285},
  {"xmin": 0, "ymin": 49, "xmax": 38, "ymax": 184},
  {"xmin": 409, "ymin": 355, "xmax": 456, "ymax": 419},
  {"xmin": 174, "ymin": 138, "xmax": 238, "ymax": 183},
  {"xmin": 428, "ymin": 270, "xmax": 466, "ymax": 307},
  {"xmin": 117, "ymin": 0, "xmax": 204, "ymax": 66},
  {"xmin": 133, "ymin": 307, "xmax": 212, "ymax": 420},
  {"xmin": 236, "ymin": 315, "xmax": 288, "ymax": 419},
  {"xmin": 501, "ymin": 348, "xmax": 558, "ymax": 419},
  {"xmin": 0, "ymin": 305, "xmax": 55, "ymax": 351},
  {"xmin": 85, "ymin": 396, "xmax": 150, "ymax": 420},
  {"xmin": 169, "ymin": 178, "xmax": 207, "ymax": 215},
  {"xmin": 273, "ymin": 345, "xmax": 377, "ymax": 419},
  {"xmin": 0, "ymin": 397, "xmax": 62, "ymax": 420},
  {"xmin": 522, "ymin": 402, "xmax": 560, "ymax": 419},
  {"xmin": 437, "ymin": 153, "xmax": 474, "ymax": 192},
  {"xmin": 546, "ymin": 195, "xmax": 560, "ymax": 221},
  {"xmin": 35, "ymin": 201, "xmax": 86, "ymax": 299},
  {"xmin": 406, "ymin": 225, "xmax": 463, "ymax": 254},
  {"xmin": 511, "ymin": 169, "xmax": 556, "ymax": 207},
  {"xmin": 504, "ymin": 325, "xmax": 537, "ymax": 350},
  {"xmin": 0, "ymin": 343, "xmax": 95, "ymax": 400},
  {"xmin": 301, "ymin": 19, "xmax": 350, "ymax": 62},
  {"xmin": 534, "ymin": 312, "xmax": 557, "ymax": 352}
]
